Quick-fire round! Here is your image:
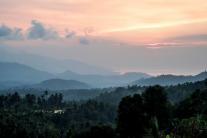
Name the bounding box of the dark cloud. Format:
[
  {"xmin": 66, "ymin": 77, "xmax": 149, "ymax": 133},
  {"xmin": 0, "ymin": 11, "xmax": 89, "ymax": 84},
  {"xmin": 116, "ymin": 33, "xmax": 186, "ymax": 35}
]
[
  {"xmin": 0, "ymin": 25, "xmax": 23, "ymax": 40},
  {"xmin": 0, "ymin": 20, "xmax": 95, "ymax": 43},
  {"xmin": 79, "ymin": 37, "xmax": 89, "ymax": 45},
  {"xmin": 0, "ymin": 25, "xmax": 11, "ymax": 37},
  {"xmin": 65, "ymin": 30, "xmax": 76, "ymax": 38},
  {"xmin": 27, "ymin": 20, "xmax": 59, "ymax": 40}
]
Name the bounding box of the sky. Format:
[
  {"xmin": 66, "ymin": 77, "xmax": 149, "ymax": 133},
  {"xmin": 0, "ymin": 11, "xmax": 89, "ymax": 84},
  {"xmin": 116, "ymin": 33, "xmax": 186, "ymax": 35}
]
[{"xmin": 0, "ymin": 0, "xmax": 207, "ymax": 75}]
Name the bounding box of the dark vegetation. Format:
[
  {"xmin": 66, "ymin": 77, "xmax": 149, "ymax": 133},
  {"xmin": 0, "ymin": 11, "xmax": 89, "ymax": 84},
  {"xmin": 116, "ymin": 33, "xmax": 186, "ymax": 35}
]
[
  {"xmin": 0, "ymin": 91, "xmax": 116, "ymax": 138},
  {"xmin": 0, "ymin": 79, "xmax": 207, "ymax": 138}
]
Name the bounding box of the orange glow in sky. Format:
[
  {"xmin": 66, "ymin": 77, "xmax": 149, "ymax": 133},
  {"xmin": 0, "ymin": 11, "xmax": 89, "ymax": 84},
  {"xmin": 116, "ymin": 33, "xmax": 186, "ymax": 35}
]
[
  {"xmin": 0, "ymin": 0, "xmax": 207, "ymax": 74},
  {"xmin": 1, "ymin": 0, "xmax": 207, "ymax": 44}
]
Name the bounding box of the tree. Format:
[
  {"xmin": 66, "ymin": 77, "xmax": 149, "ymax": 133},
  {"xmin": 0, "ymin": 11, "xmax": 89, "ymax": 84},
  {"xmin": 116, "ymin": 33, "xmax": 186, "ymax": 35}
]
[
  {"xmin": 48, "ymin": 93, "xmax": 63, "ymax": 108},
  {"xmin": 175, "ymin": 89, "xmax": 207, "ymax": 119},
  {"xmin": 25, "ymin": 94, "xmax": 36, "ymax": 106},
  {"xmin": 205, "ymin": 79, "xmax": 207, "ymax": 87},
  {"xmin": 74, "ymin": 125, "xmax": 115, "ymax": 138},
  {"xmin": 142, "ymin": 85, "xmax": 170, "ymax": 130},
  {"xmin": 7, "ymin": 92, "xmax": 21, "ymax": 108},
  {"xmin": 117, "ymin": 94, "xmax": 145, "ymax": 138}
]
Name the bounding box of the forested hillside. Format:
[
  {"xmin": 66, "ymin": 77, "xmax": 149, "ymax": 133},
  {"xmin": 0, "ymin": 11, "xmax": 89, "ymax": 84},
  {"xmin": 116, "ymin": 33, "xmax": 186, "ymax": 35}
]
[{"xmin": 1, "ymin": 79, "xmax": 207, "ymax": 137}]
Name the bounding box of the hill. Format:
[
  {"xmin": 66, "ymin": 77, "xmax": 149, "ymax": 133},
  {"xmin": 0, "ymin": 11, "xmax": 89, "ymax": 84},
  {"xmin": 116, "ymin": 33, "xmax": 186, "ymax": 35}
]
[
  {"xmin": 0, "ymin": 47, "xmax": 115, "ymax": 75},
  {"xmin": 0, "ymin": 81, "xmax": 26, "ymax": 90},
  {"xmin": 58, "ymin": 71, "xmax": 151, "ymax": 87},
  {"xmin": 32, "ymin": 79, "xmax": 91, "ymax": 90},
  {"xmin": 0, "ymin": 62, "xmax": 54, "ymax": 83},
  {"xmin": 95, "ymin": 79, "xmax": 207, "ymax": 105},
  {"xmin": 132, "ymin": 71, "xmax": 207, "ymax": 86},
  {"xmin": 0, "ymin": 61, "xmax": 150, "ymax": 89}
]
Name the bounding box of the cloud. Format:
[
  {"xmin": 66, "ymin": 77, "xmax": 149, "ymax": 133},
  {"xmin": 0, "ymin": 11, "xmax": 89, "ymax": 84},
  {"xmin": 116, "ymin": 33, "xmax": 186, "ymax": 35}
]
[
  {"xmin": 79, "ymin": 37, "xmax": 89, "ymax": 45},
  {"xmin": 163, "ymin": 34, "xmax": 207, "ymax": 47},
  {"xmin": 0, "ymin": 20, "xmax": 92, "ymax": 43},
  {"xmin": 0, "ymin": 25, "xmax": 11, "ymax": 37},
  {"xmin": 170, "ymin": 34, "xmax": 207, "ymax": 41},
  {"xmin": 0, "ymin": 25, "xmax": 23, "ymax": 40},
  {"xmin": 84, "ymin": 27, "xmax": 94, "ymax": 36},
  {"xmin": 27, "ymin": 20, "xmax": 59, "ymax": 40},
  {"xmin": 65, "ymin": 30, "xmax": 76, "ymax": 38}
]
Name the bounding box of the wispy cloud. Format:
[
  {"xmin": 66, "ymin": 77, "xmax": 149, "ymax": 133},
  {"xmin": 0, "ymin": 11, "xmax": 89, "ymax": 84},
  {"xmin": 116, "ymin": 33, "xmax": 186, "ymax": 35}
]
[
  {"xmin": 169, "ymin": 34, "xmax": 207, "ymax": 42},
  {"xmin": 1, "ymin": 0, "xmax": 207, "ymax": 36},
  {"xmin": 1, "ymin": 19, "xmax": 207, "ymax": 49}
]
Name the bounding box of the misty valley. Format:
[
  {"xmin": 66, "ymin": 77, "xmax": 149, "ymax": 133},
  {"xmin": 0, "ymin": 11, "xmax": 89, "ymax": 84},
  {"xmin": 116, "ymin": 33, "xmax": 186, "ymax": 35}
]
[{"xmin": 0, "ymin": 60, "xmax": 207, "ymax": 138}]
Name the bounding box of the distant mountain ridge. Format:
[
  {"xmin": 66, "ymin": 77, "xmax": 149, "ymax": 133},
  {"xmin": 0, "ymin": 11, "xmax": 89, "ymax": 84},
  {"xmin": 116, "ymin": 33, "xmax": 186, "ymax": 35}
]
[
  {"xmin": 0, "ymin": 47, "xmax": 115, "ymax": 75},
  {"xmin": 0, "ymin": 61, "xmax": 151, "ymax": 89},
  {"xmin": 58, "ymin": 71, "xmax": 151, "ymax": 87},
  {"xmin": 0, "ymin": 81, "xmax": 26, "ymax": 90},
  {"xmin": 31, "ymin": 79, "xmax": 91, "ymax": 90},
  {"xmin": 0, "ymin": 62, "xmax": 54, "ymax": 82},
  {"xmin": 132, "ymin": 71, "xmax": 207, "ymax": 86},
  {"xmin": 2, "ymin": 60, "xmax": 206, "ymax": 89}
]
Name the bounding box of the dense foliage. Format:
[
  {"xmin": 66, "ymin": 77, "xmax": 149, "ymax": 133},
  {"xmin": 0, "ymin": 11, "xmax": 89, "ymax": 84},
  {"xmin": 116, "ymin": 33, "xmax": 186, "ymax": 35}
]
[
  {"xmin": 0, "ymin": 79, "xmax": 207, "ymax": 138},
  {"xmin": 0, "ymin": 92, "xmax": 116, "ymax": 137}
]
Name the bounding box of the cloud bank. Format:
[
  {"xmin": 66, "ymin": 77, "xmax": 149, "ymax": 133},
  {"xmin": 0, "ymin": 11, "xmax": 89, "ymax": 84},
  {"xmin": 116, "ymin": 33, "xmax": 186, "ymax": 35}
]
[
  {"xmin": 0, "ymin": 25, "xmax": 23, "ymax": 40},
  {"xmin": 27, "ymin": 20, "xmax": 59, "ymax": 40},
  {"xmin": 0, "ymin": 20, "xmax": 92, "ymax": 45},
  {"xmin": 0, "ymin": 19, "xmax": 207, "ymax": 48},
  {"xmin": 65, "ymin": 30, "xmax": 76, "ymax": 38}
]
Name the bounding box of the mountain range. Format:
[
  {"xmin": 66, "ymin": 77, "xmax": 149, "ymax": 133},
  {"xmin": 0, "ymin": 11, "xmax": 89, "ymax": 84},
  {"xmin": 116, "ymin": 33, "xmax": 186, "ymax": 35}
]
[
  {"xmin": 132, "ymin": 71, "xmax": 207, "ymax": 86},
  {"xmin": 58, "ymin": 70, "xmax": 151, "ymax": 87},
  {"xmin": 0, "ymin": 46, "xmax": 115, "ymax": 75},
  {"xmin": 0, "ymin": 62, "xmax": 54, "ymax": 83},
  {"xmin": 0, "ymin": 60, "xmax": 207, "ymax": 90},
  {"xmin": 31, "ymin": 79, "xmax": 91, "ymax": 90},
  {"xmin": 0, "ymin": 61, "xmax": 150, "ymax": 89}
]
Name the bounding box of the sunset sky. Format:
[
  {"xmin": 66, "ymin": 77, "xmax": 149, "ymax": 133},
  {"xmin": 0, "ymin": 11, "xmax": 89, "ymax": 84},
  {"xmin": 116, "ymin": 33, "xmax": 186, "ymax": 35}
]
[{"xmin": 0, "ymin": 0, "xmax": 207, "ymax": 74}]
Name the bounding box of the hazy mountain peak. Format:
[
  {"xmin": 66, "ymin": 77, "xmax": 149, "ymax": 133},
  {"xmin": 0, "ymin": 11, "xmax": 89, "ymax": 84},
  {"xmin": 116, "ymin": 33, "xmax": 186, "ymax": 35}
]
[
  {"xmin": 132, "ymin": 71, "xmax": 207, "ymax": 86},
  {"xmin": 34, "ymin": 79, "xmax": 91, "ymax": 90},
  {"xmin": 122, "ymin": 72, "xmax": 151, "ymax": 77},
  {"xmin": 0, "ymin": 61, "xmax": 54, "ymax": 82},
  {"xmin": 0, "ymin": 47, "xmax": 116, "ymax": 75}
]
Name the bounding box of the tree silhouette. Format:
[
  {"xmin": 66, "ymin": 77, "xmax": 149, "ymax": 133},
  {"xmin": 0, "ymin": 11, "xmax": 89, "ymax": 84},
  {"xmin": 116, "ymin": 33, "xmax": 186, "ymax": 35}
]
[
  {"xmin": 142, "ymin": 85, "xmax": 170, "ymax": 130},
  {"xmin": 25, "ymin": 94, "xmax": 36, "ymax": 106},
  {"xmin": 117, "ymin": 94, "xmax": 145, "ymax": 138}
]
